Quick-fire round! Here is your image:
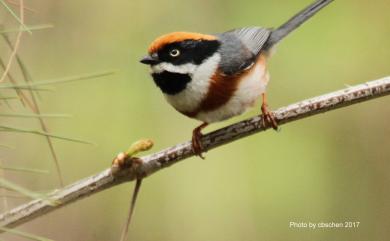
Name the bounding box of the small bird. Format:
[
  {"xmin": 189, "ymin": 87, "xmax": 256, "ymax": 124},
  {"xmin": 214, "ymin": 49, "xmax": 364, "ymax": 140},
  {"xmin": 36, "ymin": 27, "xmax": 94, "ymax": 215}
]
[{"xmin": 140, "ymin": 0, "xmax": 333, "ymax": 158}]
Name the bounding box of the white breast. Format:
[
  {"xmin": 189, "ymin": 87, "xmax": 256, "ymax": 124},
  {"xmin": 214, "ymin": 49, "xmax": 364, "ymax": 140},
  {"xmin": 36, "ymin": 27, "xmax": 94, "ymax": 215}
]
[{"xmin": 195, "ymin": 61, "xmax": 269, "ymax": 123}]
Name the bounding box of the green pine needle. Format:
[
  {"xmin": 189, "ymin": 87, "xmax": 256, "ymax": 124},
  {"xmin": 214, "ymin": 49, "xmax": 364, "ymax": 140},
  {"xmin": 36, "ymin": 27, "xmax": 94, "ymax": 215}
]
[
  {"xmin": 0, "ymin": 24, "xmax": 53, "ymax": 34},
  {"xmin": 0, "ymin": 113, "xmax": 71, "ymax": 118},
  {"xmin": 0, "ymin": 0, "xmax": 32, "ymax": 34},
  {"xmin": 0, "ymin": 70, "xmax": 117, "ymax": 89},
  {"xmin": 0, "ymin": 125, "xmax": 94, "ymax": 144},
  {"xmin": 0, "ymin": 96, "xmax": 17, "ymax": 100},
  {"xmin": 0, "ymin": 165, "xmax": 49, "ymax": 174},
  {"xmin": 0, "ymin": 227, "xmax": 54, "ymax": 241},
  {"xmin": 0, "ymin": 178, "xmax": 44, "ymax": 200},
  {"xmin": 0, "ymin": 178, "xmax": 59, "ymax": 207},
  {"xmin": 0, "ymin": 85, "xmax": 53, "ymax": 91}
]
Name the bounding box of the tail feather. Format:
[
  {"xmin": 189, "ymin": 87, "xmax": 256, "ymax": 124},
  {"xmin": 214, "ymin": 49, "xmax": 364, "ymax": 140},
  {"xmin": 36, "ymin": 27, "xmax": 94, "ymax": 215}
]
[{"xmin": 264, "ymin": 0, "xmax": 334, "ymax": 50}]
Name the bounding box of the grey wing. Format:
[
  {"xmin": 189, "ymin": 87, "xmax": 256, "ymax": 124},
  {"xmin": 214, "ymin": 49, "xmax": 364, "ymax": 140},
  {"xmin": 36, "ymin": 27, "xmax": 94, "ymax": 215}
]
[
  {"xmin": 217, "ymin": 27, "xmax": 271, "ymax": 75},
  {"xmin": 228, "ymin": 27, "xmax": 271, "ymax": 55}
]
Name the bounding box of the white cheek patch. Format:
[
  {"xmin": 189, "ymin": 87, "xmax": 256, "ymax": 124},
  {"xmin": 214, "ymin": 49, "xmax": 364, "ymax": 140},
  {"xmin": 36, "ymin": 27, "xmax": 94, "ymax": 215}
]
[
  {"xmin": 151, "ymin": 62, "xmax": 197, "ymax": 74},
  {"xmin": 164, "ymin": 53, "xmax": 221, "ymax": 113}
]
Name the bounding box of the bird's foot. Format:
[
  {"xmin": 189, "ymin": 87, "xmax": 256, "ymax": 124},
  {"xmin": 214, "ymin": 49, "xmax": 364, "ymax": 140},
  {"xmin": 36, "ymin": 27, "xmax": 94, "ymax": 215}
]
[
  {"xmin": 261, "ymin": 103, "xmax": 278, "ymax": 130},
  {"xmin": 191, "ymin": 123, "xmax": 208, "ymax": 159}
]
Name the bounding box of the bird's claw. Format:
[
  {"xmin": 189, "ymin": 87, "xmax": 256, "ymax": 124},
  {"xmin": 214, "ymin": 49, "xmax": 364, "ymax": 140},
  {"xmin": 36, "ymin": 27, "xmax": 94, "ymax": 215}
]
[
  {"xmin": 192, "ymin": 132, "xmax": 205, "ymax": 159},
  {"xmin": 261, "ymin": 104, "xmax": 278, "ymax": 130},
  {"xmin": 191, "ymin": 123, "xmax": 208, "ymax": 159}
]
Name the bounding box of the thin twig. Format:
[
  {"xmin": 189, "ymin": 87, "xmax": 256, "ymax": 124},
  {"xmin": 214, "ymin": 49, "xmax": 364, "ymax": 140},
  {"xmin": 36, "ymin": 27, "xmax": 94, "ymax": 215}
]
[
  {"xmin": 119, "ymin": 179, "xmax": 143, "ymax": 241},
  {"xmin": 0, "ymin": 0, "xmax": 24, "ymax": 83},
  {"xmin": 0, "ymin": 76, "xmax": 389, "ymax": 229}
]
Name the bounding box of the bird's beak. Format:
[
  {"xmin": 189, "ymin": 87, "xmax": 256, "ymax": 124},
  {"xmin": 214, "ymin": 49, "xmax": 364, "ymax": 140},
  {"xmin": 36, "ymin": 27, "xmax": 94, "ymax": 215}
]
[{"xmin": 140, "ymin": 54, "xmax": 160, "ymax": 65}]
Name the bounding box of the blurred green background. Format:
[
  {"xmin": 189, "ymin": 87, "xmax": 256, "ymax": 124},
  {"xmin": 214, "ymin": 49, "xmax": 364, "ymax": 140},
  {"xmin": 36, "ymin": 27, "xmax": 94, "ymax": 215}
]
[{"xmin": 1, "ymin": 0, "xmax": 390, "ymax": 240}]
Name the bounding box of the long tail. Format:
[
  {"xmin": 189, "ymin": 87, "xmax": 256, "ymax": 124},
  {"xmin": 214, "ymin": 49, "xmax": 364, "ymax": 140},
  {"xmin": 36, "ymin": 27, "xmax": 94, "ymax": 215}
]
[{"xmin": 264, "ymin": 0, "xmax": 334, "ymax": 50}]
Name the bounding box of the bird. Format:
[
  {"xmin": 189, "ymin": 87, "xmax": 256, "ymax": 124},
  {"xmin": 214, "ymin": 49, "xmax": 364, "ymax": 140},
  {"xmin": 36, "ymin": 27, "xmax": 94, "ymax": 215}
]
[{"xmin": 140, "ymin": 0, "xmax": 333, "ymax": 158}]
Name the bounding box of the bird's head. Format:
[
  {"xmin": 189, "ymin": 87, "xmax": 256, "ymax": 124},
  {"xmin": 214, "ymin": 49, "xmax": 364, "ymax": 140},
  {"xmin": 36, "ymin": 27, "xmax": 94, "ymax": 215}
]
[
  {"xmin": 140, "ymin": 32, "xmax": 220, "ymax": 74},
  {"xmin": 140, "ymin": 32, "xmax": 221, "ymax": 95}
]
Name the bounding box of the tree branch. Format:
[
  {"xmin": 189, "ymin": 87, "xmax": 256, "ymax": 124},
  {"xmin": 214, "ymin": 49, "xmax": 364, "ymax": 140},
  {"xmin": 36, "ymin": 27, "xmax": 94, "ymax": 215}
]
[{"xmin": 0, "ymin": 76, "xmax": 389, "ymax": 229}]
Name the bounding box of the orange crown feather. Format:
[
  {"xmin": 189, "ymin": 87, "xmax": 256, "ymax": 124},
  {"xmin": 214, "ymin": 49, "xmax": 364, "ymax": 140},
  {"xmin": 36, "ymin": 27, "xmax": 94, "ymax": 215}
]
[{"xmin": 148, "ymin": 32, "xmax": 217, "ymax": 53}]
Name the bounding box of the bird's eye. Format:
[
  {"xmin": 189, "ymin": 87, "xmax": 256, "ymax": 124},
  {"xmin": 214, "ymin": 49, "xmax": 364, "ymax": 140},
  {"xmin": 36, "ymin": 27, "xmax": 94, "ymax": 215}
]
[{"xmin": 169, "ymin": 49, "xmax": 180, "ymax": 57}]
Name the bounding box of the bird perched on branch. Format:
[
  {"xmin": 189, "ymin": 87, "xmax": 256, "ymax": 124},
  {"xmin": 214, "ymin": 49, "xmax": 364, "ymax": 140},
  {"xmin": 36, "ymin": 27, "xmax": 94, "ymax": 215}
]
[{"xmin": 140, "ymin": 0, "xmax": 333, "ymax": 158}]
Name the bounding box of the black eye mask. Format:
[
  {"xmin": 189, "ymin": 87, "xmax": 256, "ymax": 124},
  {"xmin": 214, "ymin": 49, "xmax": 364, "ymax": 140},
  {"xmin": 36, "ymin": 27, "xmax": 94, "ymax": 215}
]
[{"xmin": 158, "ymin": 39, "xmax": 220, "ymax": 66}]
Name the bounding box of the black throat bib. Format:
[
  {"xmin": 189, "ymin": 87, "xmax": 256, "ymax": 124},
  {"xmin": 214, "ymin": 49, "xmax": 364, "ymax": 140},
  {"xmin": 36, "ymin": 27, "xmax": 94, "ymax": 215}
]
[{"xmin": 152, "ymin": 71, "xmax": 191, "ymax": 95}]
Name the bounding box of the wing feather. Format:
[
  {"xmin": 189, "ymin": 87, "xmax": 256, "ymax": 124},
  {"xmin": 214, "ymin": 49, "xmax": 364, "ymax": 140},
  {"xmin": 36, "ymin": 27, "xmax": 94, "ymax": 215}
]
[
  {"xmin": 217, "ymin": 27, "xmax": 271, "ymax": 75},
  {"xmin": 228, "ymin": 27, "xmax": 271, "ymax": 55}
]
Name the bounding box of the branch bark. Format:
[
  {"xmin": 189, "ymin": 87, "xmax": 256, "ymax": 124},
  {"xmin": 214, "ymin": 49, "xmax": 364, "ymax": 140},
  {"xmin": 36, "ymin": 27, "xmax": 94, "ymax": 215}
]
[{"xmin": 0, "ymin": 76, "xmax": 389, "ymax": 229}]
